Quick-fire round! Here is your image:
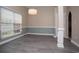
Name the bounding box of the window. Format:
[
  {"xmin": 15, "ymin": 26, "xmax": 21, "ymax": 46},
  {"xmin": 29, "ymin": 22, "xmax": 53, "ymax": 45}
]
[
  {"xmin": 28, "ymin": 9, "xmax": 37, "ymax": 15},
  {"xmin": 0, "ymin": 8, "xmax": 22, "ymax": 39}
]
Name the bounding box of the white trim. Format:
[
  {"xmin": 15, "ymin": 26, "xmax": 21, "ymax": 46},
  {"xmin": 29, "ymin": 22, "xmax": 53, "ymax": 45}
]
[
  {"xmin": 71, "ymin": 40, "xmax": 79, "ymax": 47},
  {"xmin": 26, "ymin": 33, "xmax": 56, "ymax": 38},
  {"xmin": 57, "ymin": 43, "xmax": 64, "ymax": 48},
  {"xmin": 0, "ymin": 33, "xmax": 27, "ymax": 45},
  {"xmin": 23, "ymin": 26, "xmax": 57, "ymax": 28},
  {"xmin": 57, "ymin": 6, "xmax": 64, "ymax": 48},
  {"xmin": 58, "ymin": 28, "xmax": 64, "ymax": 31},
  {"xmin": 57, "ymin": 28, "xmax": 64, "ymax": 48}
]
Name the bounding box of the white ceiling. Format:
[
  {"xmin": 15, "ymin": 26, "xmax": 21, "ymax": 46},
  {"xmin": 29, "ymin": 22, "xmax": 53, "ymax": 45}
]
[{"xmin": 25, "ymin": 6, "xmax": 57, "ymax": 8}]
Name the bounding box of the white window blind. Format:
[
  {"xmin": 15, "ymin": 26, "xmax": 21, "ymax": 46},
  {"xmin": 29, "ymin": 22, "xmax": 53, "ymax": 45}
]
[{"xmin": 0, "ymin": 8, "xmax": 22, "ymax": 39}]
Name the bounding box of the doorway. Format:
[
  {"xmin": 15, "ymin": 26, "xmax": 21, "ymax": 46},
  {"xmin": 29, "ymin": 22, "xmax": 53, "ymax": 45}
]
[{"xmin": 68, "ymin": 11, "xmax": 72, "ymax": 39}]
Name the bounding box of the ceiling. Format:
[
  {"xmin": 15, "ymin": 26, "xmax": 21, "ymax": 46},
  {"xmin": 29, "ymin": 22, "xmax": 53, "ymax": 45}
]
[{"xmin": 25, "ymin": 6, "xmax": 57, "ymax": 9}]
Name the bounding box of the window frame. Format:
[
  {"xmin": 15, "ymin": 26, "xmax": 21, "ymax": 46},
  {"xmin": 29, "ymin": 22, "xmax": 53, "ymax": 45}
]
[{"xmin": 0, "ymin": 7, "xmax": 22, "ymax": 39}]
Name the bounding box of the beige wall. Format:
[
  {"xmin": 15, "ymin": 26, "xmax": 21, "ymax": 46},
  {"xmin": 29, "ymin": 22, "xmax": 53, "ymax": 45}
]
[
  {"xmin": 27, "ymin": 6, "xmax": 55, "ymax": 27},
  {"xmin": 3, "ymin": 6, "xmax": 28, "ymax": 28},
  {"xmin": 68, "ymin": 6, "xmax": 79, "ymax": 44},
  {"xmin": 64, "ymin": 7, "xmax": 69, "ymax": 38}
]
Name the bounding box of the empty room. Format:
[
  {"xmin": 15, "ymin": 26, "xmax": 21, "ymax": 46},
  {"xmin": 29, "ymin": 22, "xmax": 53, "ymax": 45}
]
[{"xmin": 0, "ymin": 6, "xmax": 79, "ymax": 53}]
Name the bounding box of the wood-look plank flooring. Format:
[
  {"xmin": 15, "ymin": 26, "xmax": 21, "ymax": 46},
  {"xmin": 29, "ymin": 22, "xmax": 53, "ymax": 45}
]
[{"xmin": 0, "ymin": 34, "xmax": 79, "ymax": 53}]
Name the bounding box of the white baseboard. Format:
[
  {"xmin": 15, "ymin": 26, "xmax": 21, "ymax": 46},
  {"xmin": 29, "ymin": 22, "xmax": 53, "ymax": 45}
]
[
  {"xmin": 26, "ymin": 33, "xmax": 56, "ymax": 38},
  {"xmin": 71, "ymin": 40, "xmax": 79, "ymax": 47},
  {"xmin": 0, "ymin": 33, "xmax": 27, "ymax": 45}
]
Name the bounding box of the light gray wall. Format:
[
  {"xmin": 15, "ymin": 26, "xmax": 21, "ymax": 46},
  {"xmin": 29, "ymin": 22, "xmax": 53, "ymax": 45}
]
[
  {"xmin": 27, "ymin": 6, "xmax": 56, "ymax": 35},
  {"xmin": 68, "ymin": 6, "xmax": 79, "ymax": 44}
]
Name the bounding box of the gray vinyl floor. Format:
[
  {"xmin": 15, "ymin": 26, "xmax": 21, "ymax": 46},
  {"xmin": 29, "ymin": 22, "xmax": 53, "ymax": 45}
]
[{"xmin": 0, "ymin": 34, "xmax": 79, "ymax": 53}]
